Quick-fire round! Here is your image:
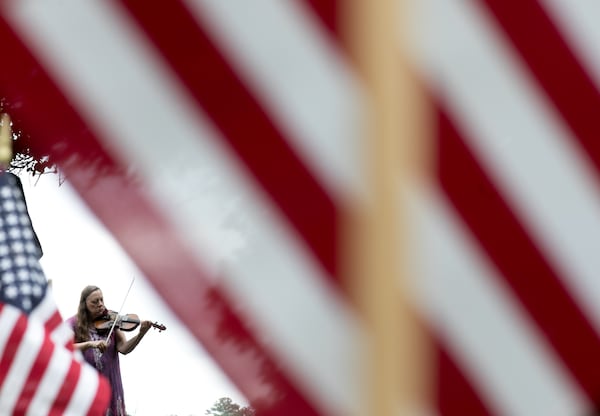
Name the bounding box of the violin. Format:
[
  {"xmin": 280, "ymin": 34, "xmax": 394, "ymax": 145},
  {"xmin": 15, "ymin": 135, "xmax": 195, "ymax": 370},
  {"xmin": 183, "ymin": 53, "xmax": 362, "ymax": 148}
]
[{"xmin": 94, "ymin": 310, "xmax": 167, "ymax": 333}]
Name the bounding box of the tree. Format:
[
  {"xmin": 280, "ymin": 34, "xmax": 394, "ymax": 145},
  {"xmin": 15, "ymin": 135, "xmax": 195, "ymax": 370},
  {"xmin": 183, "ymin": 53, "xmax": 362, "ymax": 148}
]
[
  {"xmin": 1, "ymin": 98, "xmax": 53, "ymax": 176},
  {"xmin": 0, "ymin": 101, "xmax": 127, "ymax": 182},
  {"xmin": 205, "ymin": 397, "xmax": 255, "ymax": 416},
  {"xmin": 1, "ymin": 97, "xmax": 127, "ymax": 181}
]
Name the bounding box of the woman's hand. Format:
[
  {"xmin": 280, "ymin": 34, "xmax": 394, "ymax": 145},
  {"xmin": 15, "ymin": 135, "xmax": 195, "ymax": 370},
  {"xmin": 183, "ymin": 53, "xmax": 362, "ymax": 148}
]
[
  {"xmin": 89, "ymin": 340, "xmax": 107, "ymax": 352},
  {"xmin": 139, "ymin": 320, "xmax": 152, "ymax": 335}
]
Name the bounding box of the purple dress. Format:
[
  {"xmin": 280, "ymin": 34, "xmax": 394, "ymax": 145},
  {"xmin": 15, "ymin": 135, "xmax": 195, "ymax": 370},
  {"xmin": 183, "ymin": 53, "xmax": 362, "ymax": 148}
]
[{"xmin": 68, "ymin": 317, "xmax": 126, "ymax": 416}]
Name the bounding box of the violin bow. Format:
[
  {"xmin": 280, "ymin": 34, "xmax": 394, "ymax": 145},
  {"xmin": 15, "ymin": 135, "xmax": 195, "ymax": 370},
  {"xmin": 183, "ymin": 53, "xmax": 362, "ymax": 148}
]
[{"xmin": 105, "ymin": 276, "xmax": 135, "ymax": 346}]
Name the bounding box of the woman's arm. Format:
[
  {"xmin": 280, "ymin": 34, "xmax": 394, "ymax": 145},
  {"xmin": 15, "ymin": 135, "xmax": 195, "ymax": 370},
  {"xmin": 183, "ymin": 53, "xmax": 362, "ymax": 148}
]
[
  {"xmin": 74, "ymin": 340, "xmax": 107, "ymax": 352},
  {"xmin": 116, "ymin": 321, "xmax": 152, "ymax": 355}
]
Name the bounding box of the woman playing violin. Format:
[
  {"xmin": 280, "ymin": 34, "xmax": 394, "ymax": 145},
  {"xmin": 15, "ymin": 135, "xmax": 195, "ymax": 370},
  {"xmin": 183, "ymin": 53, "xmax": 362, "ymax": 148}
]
[{"xmin": 68, "ymin": 285, "xmax": 153, "ymax": 416}]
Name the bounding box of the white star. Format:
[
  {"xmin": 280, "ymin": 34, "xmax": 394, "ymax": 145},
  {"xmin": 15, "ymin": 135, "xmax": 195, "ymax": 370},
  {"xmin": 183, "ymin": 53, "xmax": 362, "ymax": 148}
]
[
  {"xmin": 0, "ymin": 258, "xmax": 12, "ymax": 271},
  {"xmin": 32, "ymin": 284, "xmax": 42, "ymax": 297},
  {"xmin": 19, "ymin": 214, "xmax": 30, "ymax": 226},
  {"xmin": 22, "ymin": 228, "xmax": 33, "ymax": 240},
  {"xmin": 2, "ymin": 271, "xmax": 15, "ymax": 284},
  {"xmin": 6, "ymin": 214, "xmax": 18, "ymax": 226},
  {"xmin": 11, "ymin": 241, "xmax": 24, "ymax": 253},
  {"xmin": 3, "ymin": 200, "xmax": 15, "ymax": 212},
  {"xmin": 20, "ymin": 283, "xmax": 32, "ymax": 295},
  {"xmin": 9, "ymin": 227, "xmax": 21, "ymax": 239},
  {"xmin": 14, "ymin": 255, "xmax": 26, "ymax": 267},
  {"xmin": 27, "ymin": 256, "xmax": 38, "ymax": 267},
  {"xmin": 32, "ymin": 272, "xmax": 45, "ymax": 285},
  {"xmin": 4, "ymin": 285, "xmax": 17, "ymax": 299},
  {"xmin": 0, "ymin": 186, "xmax": 12, "ymax": 199},
  {"xmin": 25, "ymin": 242, "xmax": 36, "ymax": 254}
]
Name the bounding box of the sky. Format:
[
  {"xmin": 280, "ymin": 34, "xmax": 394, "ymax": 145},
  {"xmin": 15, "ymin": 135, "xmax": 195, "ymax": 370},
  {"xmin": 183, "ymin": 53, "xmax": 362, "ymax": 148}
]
[{"xmin": 18, "ymin": 171, "xmax": 247, "ymax": 416}]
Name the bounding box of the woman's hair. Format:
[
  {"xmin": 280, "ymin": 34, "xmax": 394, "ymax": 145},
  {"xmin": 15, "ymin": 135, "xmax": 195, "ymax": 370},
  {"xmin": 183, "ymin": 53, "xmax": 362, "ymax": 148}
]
[{"xmin": 74, "ymin": 285, "xmax": 100, "ymax": 342}]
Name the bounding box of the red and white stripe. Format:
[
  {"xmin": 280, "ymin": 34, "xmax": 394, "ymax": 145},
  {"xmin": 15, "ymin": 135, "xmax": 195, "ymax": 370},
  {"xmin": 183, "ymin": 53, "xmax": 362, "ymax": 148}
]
[
  {"xmin": 0, "ymin": 300, "xmax": 110, "ymax": 415},
  {"xmin": 3, "ymin": 0, "xmax": 600, "ymax": 415},
  {"xmin": 417, "ymin": 0, "xmax": 600, "ymax": 414}
]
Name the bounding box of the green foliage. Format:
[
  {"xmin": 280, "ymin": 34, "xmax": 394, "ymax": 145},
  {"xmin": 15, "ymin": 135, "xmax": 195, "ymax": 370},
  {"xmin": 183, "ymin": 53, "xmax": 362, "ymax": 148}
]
[{"xmin": 205, "ymin": 397, "xmax": 255, "ymax": 416}]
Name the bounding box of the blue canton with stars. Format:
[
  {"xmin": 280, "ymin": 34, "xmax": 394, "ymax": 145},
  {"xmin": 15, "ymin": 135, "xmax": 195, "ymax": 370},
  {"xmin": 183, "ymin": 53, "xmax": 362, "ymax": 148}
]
[{"xmin": 0, "ymin": 173, "xmax": 46, "ymax": 314}]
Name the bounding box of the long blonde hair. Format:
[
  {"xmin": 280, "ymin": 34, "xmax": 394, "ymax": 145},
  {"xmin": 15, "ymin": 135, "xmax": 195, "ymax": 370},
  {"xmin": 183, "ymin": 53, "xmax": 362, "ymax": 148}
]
[{"xmin": 74, "ymin": 285, "xmax": 100, "ymax": 342}]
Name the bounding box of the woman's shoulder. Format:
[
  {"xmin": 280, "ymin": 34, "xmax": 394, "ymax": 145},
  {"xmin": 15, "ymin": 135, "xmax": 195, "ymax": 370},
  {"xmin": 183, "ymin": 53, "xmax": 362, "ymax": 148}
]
[{"xmin": 65, "ymin": 315, "xmax": 77, "ymax": 328}]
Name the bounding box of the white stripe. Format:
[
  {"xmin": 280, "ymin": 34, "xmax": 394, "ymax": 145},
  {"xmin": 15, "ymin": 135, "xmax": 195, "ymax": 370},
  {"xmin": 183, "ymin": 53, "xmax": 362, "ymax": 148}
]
[
  {"xmin": 63, "ymin": 361, "xmax": 100, "ymax": 416},
  {"xmin": 411, "ymin": 187, "xmax": 587, "ymax": 416},
  {"xmin": 30, "ymin": 289, "xmax": 73, "ymax": 347},
  {"xmin": 184, "ymin": 0, "xmax": 364, "ymax": 199},
  {"xmin": 28, "ymin": 289, "xmax": 55, "ymax": 324},
  {"xmin": 538, "ymin": 0, "xmax": 600, "ymax": 91},
  {"xmin": 30, "ymin": 289, "xmax": 70, "ymax": 344},
  {"xmin": 50, "ymin": 319, "xmax": 74, "ymax": 348},
  {"xmin": 418, "ymin": 0, "xmax": 600, "ymax": 335},
  {"xmin": 1, "ymin": 308, "xmax": 43, "ymax": 413},
  {"xmin": 27, "ymin": 344, "xmax": 71, "ymax": 415},
  {"xmin": 6, "ymin": 3, "xmax": 364, "ymax": 416}
]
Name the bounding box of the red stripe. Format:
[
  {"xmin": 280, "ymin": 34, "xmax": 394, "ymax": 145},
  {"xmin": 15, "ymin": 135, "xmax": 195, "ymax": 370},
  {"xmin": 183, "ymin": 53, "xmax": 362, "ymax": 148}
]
[
  {"xmin": 437, "ymin": 107, "xmax": 600, "ymax": 399},
  {"xmin": 47, "ymin": 352, "xmax": 110, "ymax": 416},
  {"xmin": 296, "ymin": 0, "xmax": 339, "ymax": 37},
  {"xmin": 49, "ymin": 360, "xmax": 80, "ymax": 416},
  {"xmin": 44, "ymin": 310, "xmax": 63, "ymax": 335},
  {"xmin": 436, "ymin": 343, "xmax": 493, "ymax": 416},
  {"xmin": 117, "ymin": 0, "xmax": 339, "ymax": 282},
  {"xmin": 0, "ymin": 23, "xmax": 115, "ymax": 170},
  {"xmin": 84, "ymin": 377, "xmax": 111, "ymax": 416},
  {"xmin": 14, "ymin": 335, "xmax": 54, "ymax": 413},
  {"xmin": 0, "ymin": 17, "xmax": 325, "ymax": 416},
  {"xmin": 478, "ymin": 0, "xmax": 600, "ymax": 177},
  {"xmin": 0, "ymin": 308, "xmax": 27, "ymax": 388},
  {"xmin": 45, "ymin": 310, "xmax": 74, "ymax": 351}
]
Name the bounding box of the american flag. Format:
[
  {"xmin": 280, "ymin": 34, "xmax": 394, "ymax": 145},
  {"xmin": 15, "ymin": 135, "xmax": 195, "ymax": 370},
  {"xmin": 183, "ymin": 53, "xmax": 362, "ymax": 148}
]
[
  {"xmin": 1, "ymin": 0, "xmax": 599, "ymax": 415},
  {"xmin": 0, "ymin": 171, "xmax": 110, "ymax": 415}
]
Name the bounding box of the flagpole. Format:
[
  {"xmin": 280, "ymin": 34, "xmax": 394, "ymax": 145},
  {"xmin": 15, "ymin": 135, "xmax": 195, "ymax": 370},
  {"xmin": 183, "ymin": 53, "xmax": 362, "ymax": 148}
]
[
  {"xmin": 342, "ymin": 0, "xmax": 430, "ymax": 415},
  {"xmin": 0, "ymin": 113, "xmax": 13, "ymax": 169}
]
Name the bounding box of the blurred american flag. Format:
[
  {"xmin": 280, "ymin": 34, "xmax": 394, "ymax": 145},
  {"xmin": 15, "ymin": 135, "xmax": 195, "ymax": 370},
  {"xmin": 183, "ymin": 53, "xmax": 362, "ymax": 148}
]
[{"xmin": 2, "ymin": 0, "xmax": 600, "ymax": 415}]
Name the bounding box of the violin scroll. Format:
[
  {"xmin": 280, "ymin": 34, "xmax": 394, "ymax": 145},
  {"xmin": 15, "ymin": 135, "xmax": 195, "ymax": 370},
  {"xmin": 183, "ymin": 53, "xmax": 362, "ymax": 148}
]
[{"xmin": 151, "ymin": 321, "xmax": 166, "ymax": 332}]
